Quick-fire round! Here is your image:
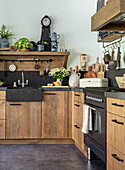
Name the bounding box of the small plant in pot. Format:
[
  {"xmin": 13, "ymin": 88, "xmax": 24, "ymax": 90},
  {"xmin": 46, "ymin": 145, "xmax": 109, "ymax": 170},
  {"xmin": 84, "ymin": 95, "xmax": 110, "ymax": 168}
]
[
  {"xmin": 0, "ymin": 24, "xmax": 14, "ymax": 48},
  {"xmin": 14, "ymin": 38, "xmax": 33, "ymax": 52}
]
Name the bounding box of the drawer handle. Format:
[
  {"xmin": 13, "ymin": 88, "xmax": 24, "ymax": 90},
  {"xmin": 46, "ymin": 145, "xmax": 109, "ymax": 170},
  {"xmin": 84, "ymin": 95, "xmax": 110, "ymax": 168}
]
[
  {"xmin": 74, "ymin": 104, "xmax": 80, "ymax": 107},
  {"xmin": 112, "ymin": 154, "xmax": 124, "ymax": 162},
  {"xmin": 44, "ymin": 93, "xmax": 57, "ymax": 95},
  {"xmin": 9, "ymin": 104, "xmax": 22, "ymax": 106},
  {"xmin": 74, "ymin": 94, "xmax": 80, "ymax": 97},
  {"xmin": 112, "ymin": 119, "xmax": 124, "ymax": 125},
  {"xmin": 74, "ymin": 125, "xmax": 80, "ymax": 129},
  {"xmin": 112, "ymin": 103, "xmax": 124, "ymax": 107}
]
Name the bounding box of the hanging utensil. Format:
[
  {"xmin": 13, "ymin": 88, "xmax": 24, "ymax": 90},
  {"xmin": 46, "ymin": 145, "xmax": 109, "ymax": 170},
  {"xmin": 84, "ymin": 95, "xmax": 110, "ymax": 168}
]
[
  {"xmin": 107, "ymin": 50, "xmax": 117, "ymax": 70},
  {"xmin": 116, "ymin": 47, "xmax": 121, "ymax": 69}
]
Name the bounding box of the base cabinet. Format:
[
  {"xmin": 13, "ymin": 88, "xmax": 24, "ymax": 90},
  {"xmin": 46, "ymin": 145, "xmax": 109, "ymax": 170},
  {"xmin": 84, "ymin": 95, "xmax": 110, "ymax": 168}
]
[
  {"xmin": 0, "ymin": 120, "xmax": 5, "ymax": 139},
  {"xmin": 42, "ymin": 91, "xmax": 71, "ymax": 138},
  {"xmin": 6, "ymin": 102, "xmax": 42, "ymax": 139}
]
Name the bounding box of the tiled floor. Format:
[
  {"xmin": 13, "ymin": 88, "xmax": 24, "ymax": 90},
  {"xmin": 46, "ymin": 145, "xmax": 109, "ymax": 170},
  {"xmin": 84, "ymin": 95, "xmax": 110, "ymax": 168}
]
[{"xmin": 0, "ymin": 144, "xmax": 105, "ymax": 170}]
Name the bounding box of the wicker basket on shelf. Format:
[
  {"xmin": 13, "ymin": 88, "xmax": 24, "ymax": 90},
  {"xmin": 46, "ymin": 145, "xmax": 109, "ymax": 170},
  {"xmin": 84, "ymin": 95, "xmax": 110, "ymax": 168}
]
[{"xmin": 115, "ymin": 77, "xmax": 125, "ymax": 88}]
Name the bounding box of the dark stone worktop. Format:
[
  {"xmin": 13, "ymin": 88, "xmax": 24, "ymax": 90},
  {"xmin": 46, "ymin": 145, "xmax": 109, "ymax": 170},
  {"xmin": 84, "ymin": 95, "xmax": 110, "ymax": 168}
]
[{"xmin": 105, "ymin": 92, "xmax": 125, "ymax": 100}]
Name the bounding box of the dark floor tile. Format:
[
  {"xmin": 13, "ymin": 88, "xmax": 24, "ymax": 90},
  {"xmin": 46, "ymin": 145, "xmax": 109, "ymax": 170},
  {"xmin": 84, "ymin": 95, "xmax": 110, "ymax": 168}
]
[{"xmin": 0, "ymin": 144, "xmax": 105, "ymax": 170}]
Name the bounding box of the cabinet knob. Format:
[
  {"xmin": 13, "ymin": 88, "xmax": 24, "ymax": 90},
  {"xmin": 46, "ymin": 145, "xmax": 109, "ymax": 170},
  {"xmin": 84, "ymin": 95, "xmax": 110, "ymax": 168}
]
[
  {"xmin": 9, "ymin": 104, "xmax": 22, "ymax": 106},
  {"xmin": 112, "ymin": 119, "xmax": 124, "ymax": 125}
]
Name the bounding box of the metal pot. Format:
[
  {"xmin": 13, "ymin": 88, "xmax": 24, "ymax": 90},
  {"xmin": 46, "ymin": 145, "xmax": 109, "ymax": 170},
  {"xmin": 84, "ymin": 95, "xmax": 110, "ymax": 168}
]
[{"xmin": 50, "ymin": 32, "xmax": 60, "ymax": 42}]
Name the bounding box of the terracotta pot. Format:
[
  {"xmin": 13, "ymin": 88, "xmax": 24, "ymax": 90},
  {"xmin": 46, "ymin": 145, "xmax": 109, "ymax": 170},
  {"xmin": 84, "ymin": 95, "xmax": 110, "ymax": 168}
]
[{"xmin": 19, "ymin": 48, "xmax": 30, "ymax": 52}]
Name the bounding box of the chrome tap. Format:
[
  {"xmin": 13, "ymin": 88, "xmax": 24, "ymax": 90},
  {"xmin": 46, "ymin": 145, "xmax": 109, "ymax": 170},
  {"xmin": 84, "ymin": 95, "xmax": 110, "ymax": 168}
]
[{"xmin": 18, "ymin": 70, "xmax": 28, "ymax": 87}]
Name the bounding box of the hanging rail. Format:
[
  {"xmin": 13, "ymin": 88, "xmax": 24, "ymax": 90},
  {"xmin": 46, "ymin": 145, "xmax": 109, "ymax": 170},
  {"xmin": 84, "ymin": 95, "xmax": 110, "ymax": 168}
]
[
  {"xmin": 0, "ymin": 58, "xmax": 53, "ymax": 63},
  {"xmin": 102, "ymin": 36, "xmax": 122, "ymax": 50}
]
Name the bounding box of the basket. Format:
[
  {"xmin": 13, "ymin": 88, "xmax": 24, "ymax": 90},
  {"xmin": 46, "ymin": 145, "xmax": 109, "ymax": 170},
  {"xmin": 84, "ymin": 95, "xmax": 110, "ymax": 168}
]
[{"xmin": 115, "ymin": 77, "xmax": 125, "ymax": 88}]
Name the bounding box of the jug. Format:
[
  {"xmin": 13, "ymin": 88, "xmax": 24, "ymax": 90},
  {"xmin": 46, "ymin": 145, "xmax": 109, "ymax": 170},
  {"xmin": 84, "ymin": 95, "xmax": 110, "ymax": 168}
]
[
  {"xmin": 69, "ymin": 72, "xmax": 81, "ymax": 87},
  {"xmin": 50, "ymin": 32, "xmax": 60, "ymax": 42}
]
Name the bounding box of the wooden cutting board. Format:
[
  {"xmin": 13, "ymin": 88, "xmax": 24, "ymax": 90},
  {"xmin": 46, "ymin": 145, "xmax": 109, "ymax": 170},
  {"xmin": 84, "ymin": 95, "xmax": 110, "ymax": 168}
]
[
  {"xmin": 84, "ymin": 66, "xmax": 97, "ymax": 78},
  {"xmin": 97, "ymin": 64, "xmax": 105, "ymax": 78}
]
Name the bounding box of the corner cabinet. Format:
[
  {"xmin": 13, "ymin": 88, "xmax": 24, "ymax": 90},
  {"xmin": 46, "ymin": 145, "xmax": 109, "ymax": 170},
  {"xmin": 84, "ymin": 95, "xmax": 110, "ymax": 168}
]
[
  {"xmin": 42, "ymin": 91, "xmax": 72, "ymax": 139},
  {"xmin": 6, "ymin": 102, "xmax": 42, "ymax": 139}
]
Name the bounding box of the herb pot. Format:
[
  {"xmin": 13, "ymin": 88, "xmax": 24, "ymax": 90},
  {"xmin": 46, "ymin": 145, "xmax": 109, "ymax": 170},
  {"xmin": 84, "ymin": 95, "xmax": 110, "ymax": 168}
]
[{"xmin": 19, "ymin": 48, "xmax": 30, "ymax": 52}]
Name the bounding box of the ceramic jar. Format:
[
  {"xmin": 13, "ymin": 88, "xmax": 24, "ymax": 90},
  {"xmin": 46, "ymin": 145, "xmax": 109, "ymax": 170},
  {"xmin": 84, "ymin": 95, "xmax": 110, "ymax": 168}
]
[{"xmin": 69, "ymin": 72, "xmax": 81, "ymax": 87}]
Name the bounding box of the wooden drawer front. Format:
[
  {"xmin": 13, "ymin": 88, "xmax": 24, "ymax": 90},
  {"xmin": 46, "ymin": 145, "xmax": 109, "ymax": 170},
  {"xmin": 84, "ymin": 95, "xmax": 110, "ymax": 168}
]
[
  {"xmin": 0, "ymin": 91, "xmax": 6, "ymax": 100},
  {"xmin": 107, "ymin": 144, "xmax": 125, "ymax": 170},
  {"xmin": 74, "ymin": 102, "xmax": 83, "ymax": 125},
  {"xmin": 107, "ymin": 97, "xmax": 125, "ymax": 117},
  {"xmin": 74, "ymin": 92, "xmax": 84, "ymax": 104},
  {"xmin": 0, "ymin": 100, "xmax": 5, "ymax": 119},
  {"xmin": 0, "ymin": 120, "xmax": 5, "ymax": 139},
  {"xmin": 73, "ymin": 122, "xmax": 83, "ymax": 149},
  {"xmin": 107, "ymin": 112, "xmax": 125, "ymax": 154}
]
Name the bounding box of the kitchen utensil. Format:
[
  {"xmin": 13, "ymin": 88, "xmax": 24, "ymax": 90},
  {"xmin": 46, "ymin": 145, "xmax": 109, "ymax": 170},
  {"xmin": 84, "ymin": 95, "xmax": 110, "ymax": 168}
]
[
  {"xmin": 69, "ymin": 67, "xmax": 73, "ymax": 73},
  {"xmin": 107, "ymin": 50, "xmax": 117, "ymax": 70},
  {"xmin": 116, "ymin": 47, "xmax": 121, "ymax": 69},
  {"xmin": 92, "ymin": 57, "xmax": 100, "ymax": 72},
  {"xmin": 9, "ymin": 63, "xmax": 16, "ymax": 72},
  {"xmin": 103, "ymin": 52, "xmax": 110, "ymax": 64},
  {"xmin": 84, "ymin": 66, "xmax": 97, "ymax": 78},
  {"xmin": 75, "ymin": 65, "xmax": 79, "ymax": 73},
  {"xmin": 97, "ymin": 64, "xmax": 105, "ymax": 78},
  {"xmin": 35, "ymin": 65, "xmax": 41, "ymax": 69}
]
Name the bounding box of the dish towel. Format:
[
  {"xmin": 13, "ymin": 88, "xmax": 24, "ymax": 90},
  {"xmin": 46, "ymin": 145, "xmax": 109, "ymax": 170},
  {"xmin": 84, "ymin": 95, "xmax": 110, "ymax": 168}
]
[{"xmin": 82, "ymin": 104, "xmax": 93, "ymax": 134}]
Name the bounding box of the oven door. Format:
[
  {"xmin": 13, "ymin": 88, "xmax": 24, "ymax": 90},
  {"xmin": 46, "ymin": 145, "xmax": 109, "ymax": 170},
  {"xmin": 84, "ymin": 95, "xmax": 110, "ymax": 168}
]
[{"xmin": 84, "ymin": 105, "xmax": 106, "ymax": 162}]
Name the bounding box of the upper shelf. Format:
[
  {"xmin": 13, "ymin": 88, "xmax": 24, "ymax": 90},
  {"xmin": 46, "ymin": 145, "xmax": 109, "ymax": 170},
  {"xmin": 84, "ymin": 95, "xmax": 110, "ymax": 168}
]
[
  {"xmin": 0, "ymin": 51, "xmax": 70, "ymax": 56},
  {"xmin": 91, "ymin": 0, "xmax": 125, "ymax": 31}
]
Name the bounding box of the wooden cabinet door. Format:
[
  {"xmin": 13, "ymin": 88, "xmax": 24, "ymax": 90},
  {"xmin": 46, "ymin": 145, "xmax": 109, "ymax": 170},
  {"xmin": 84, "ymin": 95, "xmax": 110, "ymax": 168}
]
[
  {"xmin": 6, "ymin": 102, "xmax": 27, "ymax": 139},
  {"xmin": 0, "ymin": 120, "xmax": 5, "ymax": 139},
  {"xmin": 0, "ymin": 100, "xmax": 5, "ymax": 119},
  {"xmin": 42, "ymin": 91, "xmax": 69, "ymax": 138},
  {"xmin": 26, "ymin": 102, "xmax": 42, "ymax": 138},
  {"xmin": 6, "ymin": 102, "xmax": 42, "ymax": 139}
]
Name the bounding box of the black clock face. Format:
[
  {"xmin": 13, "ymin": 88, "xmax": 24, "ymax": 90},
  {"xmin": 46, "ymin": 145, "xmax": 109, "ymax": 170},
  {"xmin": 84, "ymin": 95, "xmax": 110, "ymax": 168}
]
[{"xmin": 42, "ymin": 16, "xmax": 51, "ymax": 26}]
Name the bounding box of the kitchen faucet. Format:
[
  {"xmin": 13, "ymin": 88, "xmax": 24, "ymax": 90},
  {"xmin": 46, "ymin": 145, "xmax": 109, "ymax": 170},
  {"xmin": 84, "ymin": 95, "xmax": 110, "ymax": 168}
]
[{"xmin": 18, "ymin": 70, "xmax": 28, "ymax": 87}]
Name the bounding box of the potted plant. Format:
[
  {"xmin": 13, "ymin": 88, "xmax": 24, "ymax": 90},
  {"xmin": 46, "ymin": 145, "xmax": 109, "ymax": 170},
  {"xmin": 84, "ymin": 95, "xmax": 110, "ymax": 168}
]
[
  {"xmin": 14, "ymin": 38, "xmax": 33, "ymax": 52},
  {"xmin": 0, "ymin": 24, "xmax": 14, "ymax": 48},
  {"xmin": 49, "ymin": 67, "xmax": 69, "ymax": 85}
]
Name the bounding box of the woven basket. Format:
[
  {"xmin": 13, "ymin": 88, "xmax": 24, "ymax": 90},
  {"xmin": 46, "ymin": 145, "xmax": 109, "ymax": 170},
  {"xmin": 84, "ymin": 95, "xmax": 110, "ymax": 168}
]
[{"xmin": 115, "ymin": 77, "xmax": 125, "ymax": 88}]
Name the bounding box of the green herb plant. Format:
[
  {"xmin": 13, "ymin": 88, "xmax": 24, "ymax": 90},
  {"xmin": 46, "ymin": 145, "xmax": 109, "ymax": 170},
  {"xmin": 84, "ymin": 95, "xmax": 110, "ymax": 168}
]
[
  {"xmin": 14, "ymin": 38, "xmax": 33, "ymax": 52},
  {"xmin": 0, "ymin": 24, "xmax": 14, "ymax": 39}
]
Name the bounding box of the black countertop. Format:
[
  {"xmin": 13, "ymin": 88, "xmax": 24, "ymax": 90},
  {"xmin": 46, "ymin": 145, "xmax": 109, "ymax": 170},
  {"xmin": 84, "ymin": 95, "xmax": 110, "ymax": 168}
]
[{"xmin": 105, "ymin": 92, "xmax": 125, "ymax": 100}]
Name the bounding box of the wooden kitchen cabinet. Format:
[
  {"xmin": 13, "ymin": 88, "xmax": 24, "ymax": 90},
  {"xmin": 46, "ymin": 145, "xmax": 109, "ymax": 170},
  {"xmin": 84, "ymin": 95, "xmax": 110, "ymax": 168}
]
[
  {"xmin": 6, "ymin": 102, "xmax": 42, "ymax": 139},
  {"xmin": 42, "ymin": 91, "xmax": 71, "ymax": 139},
  {"xmin": 72, "ymin": 91, "xmax": 88, "ymax": 157},
  {"xmin": 0, "ymin": 91, "xmax": 6, "ymax": 139},
  {"xmin": 107, "ymin": 97, "xmax": 125, "ymax": 170},
  {"xmin": 91, "ymin": 0, "xmax": 125, "ymax": 31}
]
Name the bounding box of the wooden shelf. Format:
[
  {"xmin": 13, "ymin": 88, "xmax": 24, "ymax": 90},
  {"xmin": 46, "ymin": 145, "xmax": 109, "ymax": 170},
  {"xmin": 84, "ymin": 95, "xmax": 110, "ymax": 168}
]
[
  {"xmin": 91, "ymin": 0, "xmax": 125, "ymax": 31},
  {"xmin": 0, "ymin": 52, "xmax": 70, "ymax": 71},
  {"xmin": 98, "ymin": 33, "xmax": 125, "ymax": 42},
  {"xmin": 0, "ymin": 51, "xmax": 70, "ymax": 56}
]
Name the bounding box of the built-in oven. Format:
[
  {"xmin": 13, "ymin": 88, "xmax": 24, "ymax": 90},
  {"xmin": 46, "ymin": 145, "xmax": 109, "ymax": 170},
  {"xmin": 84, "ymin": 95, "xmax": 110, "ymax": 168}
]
[{"xmin": 84, "ymin": 88, "xmax": 106, "ymax": 163}]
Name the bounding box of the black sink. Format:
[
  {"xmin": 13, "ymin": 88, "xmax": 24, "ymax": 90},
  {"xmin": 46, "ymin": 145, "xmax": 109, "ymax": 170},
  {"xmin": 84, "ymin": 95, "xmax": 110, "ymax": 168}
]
[{"xmin": 6, "ymin": 87, "xmax": 42, "ymax": 101}]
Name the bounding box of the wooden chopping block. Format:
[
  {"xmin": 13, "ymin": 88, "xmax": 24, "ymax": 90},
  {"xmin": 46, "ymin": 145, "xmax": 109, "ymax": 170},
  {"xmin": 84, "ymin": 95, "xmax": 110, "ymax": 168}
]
[
  {"xmin": 97, "ymin": 64, "xmax": 105, "ymax": 78},
  {"xmin": 92, "ymin": 57, "xmax": 100, "ymax": 72},
  {"xmin": 84, "ymin": 66, "xmax": 97, "ymax": 78}
]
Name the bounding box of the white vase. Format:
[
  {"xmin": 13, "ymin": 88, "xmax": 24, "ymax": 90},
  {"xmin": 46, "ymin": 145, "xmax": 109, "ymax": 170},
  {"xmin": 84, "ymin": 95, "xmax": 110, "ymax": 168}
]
[
  {"xmin": 69, "ymin": 72, "xmax": 81, "ymax": 87},
  {"xmin": 56, "ymin": 79, "xmax": 62, "ymax": 86}
]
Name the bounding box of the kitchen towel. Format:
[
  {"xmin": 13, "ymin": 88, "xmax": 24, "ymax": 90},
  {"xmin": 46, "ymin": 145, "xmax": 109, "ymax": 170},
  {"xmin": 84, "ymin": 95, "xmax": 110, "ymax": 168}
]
[{"xmin": 82, "ymin": 104, "xmax": 93, "ymax": 134}]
